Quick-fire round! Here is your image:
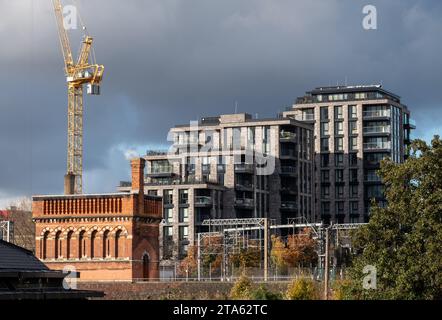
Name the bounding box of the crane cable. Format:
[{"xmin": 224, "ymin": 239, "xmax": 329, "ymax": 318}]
[{"xmin": 72, "ymin": 0, "xmax": 97, "ymax": 66}]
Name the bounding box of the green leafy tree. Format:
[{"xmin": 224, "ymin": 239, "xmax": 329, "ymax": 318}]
[
  {"xmin": 286, "ymin": 278, "xmax": 320, "ymax": 300},
  {"xmin": 230, "ymin": 274, "xmax": 253, "ymax": 300},
  {"xmin": 346, "ymin": 137, "xmax": 442, "ymax": 300}
]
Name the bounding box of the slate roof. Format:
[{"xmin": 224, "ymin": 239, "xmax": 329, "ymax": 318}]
[{"xmin": 0, "ymin": 240, "xmax": 48, "ymax": 271}]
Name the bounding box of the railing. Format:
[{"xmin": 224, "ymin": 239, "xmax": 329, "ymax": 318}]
[
  {"xmin": 195, "ymin": 196, "xmax": 212, "ymax": 206},
  {"xmin": 234, "ymin": 163, "xmax": 254, "ymax": 172},
  {"xmin": 363, "ymin": 126, "xmax": 390, "ymax": 134},
  {"xmin": 363, "ymin": 110, "xmax": 390, "ymax": 118},
  {"xmin": 146, "ymin": 177, "xmax": 219, "ymax": 186},
  {"xmin": 280, "ymin": 166, "xmax": 297, "ymax": 174},
  {"xmin": 280, "ymin": 150, "xmax": 296, "ymax": 158},
  {"xmin": 280, "ymin": 201, "xmax": 297, "ymax": 210},
  {"xmin": 235, "ymin": 182, "xmax": 253, "ymax": 189},
  {"xmin": 280, "ymin": 131, "xmax": 296, "ymax": 140},
  {"xmin": 364, "ymin": 175, "xmax": 381, "ymax": 182},
  {"xmin": 234, "ymin": 198, "xmax": 254, "ymax": 207},
  {"xmin": 302, "ymin": 114, "xmax": 315, "ymax": 121},
  {"xmin": 148, "ymin": 166, "xmax": 173, "ymax": 175},
  {"xmin": 363, "ymin": 142, "xmax": 391, "ymax": 150},
  {"xmin": 35, "ymin": 194, "xmax": 162, "ymax": 219}
]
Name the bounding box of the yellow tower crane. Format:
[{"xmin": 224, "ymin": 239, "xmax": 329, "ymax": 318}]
[{"xmin": 52, "ymin": 0, "xmax": 104, "ymax": 194}]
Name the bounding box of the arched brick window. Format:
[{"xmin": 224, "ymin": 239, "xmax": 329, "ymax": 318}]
[
  {"xmin": 66, "ymin": 231, "xmax": 73, "ymax": 259},
  {"xmin": 42, "ymin": 231, "xmax": 49, "ymax": 259},
  {"xmin": 102, "ymin": 230, "xmax": 110, "ymax": 258},
  {"xmin": 54, "ymin": 231, "xmax": 62, "ymax": 259},
  {"xmin": 90, "ymin": 230, "xmax": 98, "ymax": 258},
  {"xmin": 79, "ymin": 230, "xmax": 86, "ymax": 258},
  {"xmin": 115, "ymin": 230, "xmax": 122, "ymax": 258}
]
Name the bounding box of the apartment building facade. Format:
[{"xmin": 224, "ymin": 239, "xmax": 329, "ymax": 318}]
[
  {"xmin": 119, "ymin": 113, "xmax": 314, "ymax": 262},
  {"xmin": 283, "ymin": 85, "xmax": 414, "ymax": 224}
]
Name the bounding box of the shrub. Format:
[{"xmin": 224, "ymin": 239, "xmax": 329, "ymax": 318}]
[
  {"xmin": 286, "ymin": 278, "xmax": 320, "ymax": 300},
  {"xmin": 331, "ymin": 279, "xmax": 354, "ymax": 300},
  {"xmin": 251, "ymin": 285, "xmax": 281, "ymax": 300},
  {"xmin": 229, "ymin": 275, "xmax": 253, "ymax": 300}
]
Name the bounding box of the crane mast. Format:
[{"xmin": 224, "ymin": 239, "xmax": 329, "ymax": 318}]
[{"xmin": 52, "ymin": 0, "xmax": 104, "ymax": 195}]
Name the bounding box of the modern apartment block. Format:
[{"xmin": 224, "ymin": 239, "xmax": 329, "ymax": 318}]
[
  {"xmin": 119, "ymin": 113, "xmax": 314, "ymax": 261},
  {"xmin": 283, "ymin": 85, "xmax": 415, "ymax": 224}
]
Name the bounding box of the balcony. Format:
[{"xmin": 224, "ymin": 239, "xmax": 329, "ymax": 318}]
[
  {"xmin": 234, "ymin": 163, "xmax": 254, "ymax": 174},
  {"xmin": 280, "ymin": 186, "xmax": 297, "ymax": 195},
  {"xmin": 235, "ymin": 182, "xmax": 254, "ymax": 191},
  {"xmin": 364, "ymin": 175, "xmax": 382, "ymax": 183},
  {"xmin": 363, "ymin": 110, "xmax": 391, "ymax": 118},
  {"xmin": 280, "ymin": 201, "xmax": 297, "ymax": 211},
  {"xmin": 195, "ymin": 196, "xmax": 212, "ymax": 207},
  {"xmin": 280, "ymin": 166, "xmax": 297, "ymax": 176},
  {"xmin": 234, "ymin": 198, "xmax": 254, "ymax": 209},
  {"xmin": 145, "ymin": 176, "xmax": 219, "ymax": 186},
  {"xmin": 363, "ymin": 141, "xmax": 391, "ymax": 150},
  {"xmin": 404, "ymin": 118, "xmax": 416, "ymax": 130},
  {"xmin": 363, "ymin": 126, "xmax": 390, "ymax": 134},
  {"xmin": 147, "ymin": 166, "xmax": 173, "ymax": 177},
  {"xmin": 280, "ymin": 131, "xmax": 297, "ymax": 142},
  {"xmin": 280, "ymin": 150, "xmax": 297, "ymax": 160}
]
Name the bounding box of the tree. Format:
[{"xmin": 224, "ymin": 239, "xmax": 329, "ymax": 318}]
[
  {"xmin": 286, "ymin": 278, "xmax": 320, "ymax": 300},
  {"xmin": 285, "ymin": 228, "xmax": 318, "ymax": 267},
  {"xmin": 6, "ymin": 197, "xmax": 35, "ymax": 252},
  {"xmin": 177, "ymin": 245, "xmax": 198, "ymax": 278},
  {"xmin": 270, "ymin": 228, "xmax": 318, "ymax": 272},
  {"xmin": 346, "ymin": 137, "xmax": 442, "ymax": 299}
]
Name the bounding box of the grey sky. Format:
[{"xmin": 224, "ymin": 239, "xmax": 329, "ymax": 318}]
[{"xmin": 0, "ymin": 0, "xmax": 441, "ymax": 207}]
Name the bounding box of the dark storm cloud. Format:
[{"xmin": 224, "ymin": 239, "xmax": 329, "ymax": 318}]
[{"xmin": 0, "ymin": 0, "xmax": 441, "ymax": 205}]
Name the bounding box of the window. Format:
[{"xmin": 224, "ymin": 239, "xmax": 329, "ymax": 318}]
[
  {"xmin": 114, "ymin": 230, "xmax": 123, "ymax": 258},
  {"xmin": 348, "ymin": 105, "xmax": 357, "ymax": 118},
  {"xmin": 164, "ymin": 208, "xmax": 173, "ymax": 223},
  {"xmin": 163, "ymin": 226, "xmax": 173, "ymax": 259},
  {"xmin": 90, "ymin": 230, "xmax": 97, "ymax": 259},
  {"xmin": 355, "ymin": 92, "xmax": 367, "ymax": 100},
  {"xmin": 179, "ymin": 189, "xmax": 189, "ymax": 204},
  {"xmin": 164, "ymin": 190, "xmax": 173, "ymax": 205},
  {"xmin": 179, "ymin": 226, "xmax": 189, "ymax": 240},
  {"xmin": 334, "ymin": 153, "xmax": 344, "ymax": 166},
  {"xmin": 349, "ymin": 136, "xmax": 358, "ymax": 151},
  {"xmin": 321, "ymin": 186, "xmax": 330, "ymax": 198},
  {"xmin": 366, "ymin": 185, "xmax": 384, "ymax": 198},
  {"xmin": 350, "ymin": 201, "xmax": 359, "ymax": 214},
  {"xmin": 302, "ymin": 109, "xmax": 314, "ymax": 121},
  {"xmin": 103, "ymin": 230, "xmax": 110, "ymax": 258},
  {"xmin": 335, "ymin": 137, "xmax": 343, "ymax": 151},
  {"xmin": 350, "ymin": 169, "xmax": 358, "ymax": 182},
  {"xmin": 202, "ymin": 157, "xmax": 210, "ymax": 174},
  {"xmin": 321, "ymin": 202, "xmax": 330, "ymax": 215},
  {"xmin": 336, "ymin": 185, "xmax": 344, "ymax": 199},
  {"xmin": 54, "ymin": 231, "xmax": 62, "ymax": 259},
  {"xmin": 349, "ymin": 153, "xmax": 358, "ymax": 166},
  {"xmin": 321, "ymin": 138, "xmax": 329, "ymax": 152},
  {"xmin": 334, "ymin": 121, "xmax": 344, "ymax": 135},
  {"xmin": 335, "ymin": 169, "xmax": 344, "ymax": 183},
  {"xmin": 320, "ymin": 122, "xmax": 329, "ymax": 136},
  {"xmin": 320, "ymin": 107, "xmax": 329, "ymax": 120},
  {"xmin": 321, "ymin": 170, "xmax": 330, "ymax": 183},
  {"xmin": 349, "ymin": 121, "xmax": 358, "ymax": 134},
  {"xmin": 321, "ymin": 154, "xmax": 329, "ymax": 167},
  {"xmin": 179, "ymin": 207, "xmax": 189, "ymax": 223},
  {"xmin": 350, "ymin": 185, "xmax": 358, "ymax": 198},
  {"xmin": 334, "ymin": 106, "xmax": 343, "ymax": 119},
  {"xmin": 148, "ymin": 190, "xmax": 158, "ymax": 196},
  {"xmin": 335, "ymin": 201, "xmax": 344, "ymax": 215}
]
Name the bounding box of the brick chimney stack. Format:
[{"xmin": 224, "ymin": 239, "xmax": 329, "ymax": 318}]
[{"xmin": 131, "ymin": 158, "xmax": 145, "ymax": 214}]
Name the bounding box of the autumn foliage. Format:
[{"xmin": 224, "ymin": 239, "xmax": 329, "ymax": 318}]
[{"xmin": 270, "ymin": 228, "xmax": 318, "ymax": 271}]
